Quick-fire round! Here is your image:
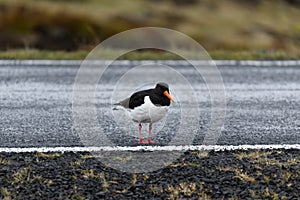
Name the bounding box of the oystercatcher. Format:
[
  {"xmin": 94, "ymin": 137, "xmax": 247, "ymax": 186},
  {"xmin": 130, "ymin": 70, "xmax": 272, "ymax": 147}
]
[{"xmin": 114, "ymin": 82, "xmax": 174, "ymax": 144}]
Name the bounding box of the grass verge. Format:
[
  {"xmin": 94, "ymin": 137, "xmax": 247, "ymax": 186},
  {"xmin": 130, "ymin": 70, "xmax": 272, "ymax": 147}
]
[{"xmin": 0, "ymin": 49, "xmax": 300, "ymax": 60}]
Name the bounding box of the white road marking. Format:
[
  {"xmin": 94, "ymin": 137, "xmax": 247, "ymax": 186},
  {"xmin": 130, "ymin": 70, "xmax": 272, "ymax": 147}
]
[
  {"xmin": 0, "ymin": 144, "xmax": 300, "ymax": 153},
  {"xmin": 0, "ymin": 60, "xmax": 300, "ymax": 66}
]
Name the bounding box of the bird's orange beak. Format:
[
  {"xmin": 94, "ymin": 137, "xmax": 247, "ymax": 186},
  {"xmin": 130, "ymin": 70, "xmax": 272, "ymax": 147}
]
[{"xmin": 163, "ymin": 91, "xmax": 174, "ymax": 102}]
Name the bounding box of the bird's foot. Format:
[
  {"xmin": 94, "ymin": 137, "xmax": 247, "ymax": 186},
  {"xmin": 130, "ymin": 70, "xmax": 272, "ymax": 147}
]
[
  {"xmin": 147, "ymin": 139, "xmax": 157, "ymax": 144},
  {"xmin": 138, "ymin": 139, "xmax": 149, "ymax": 144}
]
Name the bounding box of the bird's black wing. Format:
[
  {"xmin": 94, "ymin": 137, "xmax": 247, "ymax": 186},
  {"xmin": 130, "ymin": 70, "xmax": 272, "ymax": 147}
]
[{"xmin": 128, "ymin": 89, "xmax": 153, "ymax": 109}]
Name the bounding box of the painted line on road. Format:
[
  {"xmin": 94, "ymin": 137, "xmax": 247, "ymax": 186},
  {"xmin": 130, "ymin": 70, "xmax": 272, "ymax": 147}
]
[
  {"xmin": 1, "ymin": 60, "xmax": 300, "ymax": 66},
  {"xmin": 0, "ymin": 144, "xmax": 300, "ymax": 153}
]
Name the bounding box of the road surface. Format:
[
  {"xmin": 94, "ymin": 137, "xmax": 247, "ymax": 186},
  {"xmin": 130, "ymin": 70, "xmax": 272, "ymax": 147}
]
[{"xmin": 0, "ymin": 60, "xmax": 299, "ymax": 147}]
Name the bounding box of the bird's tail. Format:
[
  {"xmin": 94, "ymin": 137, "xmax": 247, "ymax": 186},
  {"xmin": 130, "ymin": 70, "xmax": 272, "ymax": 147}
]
[
  {"xmin": 112, "ymin": 98, "xmax": 129, "ymax": 110},
  {"xmin": 112, "ymin": 102, "xmax": 125, "ymax": 111}
]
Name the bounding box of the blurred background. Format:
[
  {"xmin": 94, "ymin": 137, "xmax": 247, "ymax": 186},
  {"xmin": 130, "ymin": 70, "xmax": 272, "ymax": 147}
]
[{"xmin": 0, "ymin": 0, "xmax": 299, "ymax": 58}]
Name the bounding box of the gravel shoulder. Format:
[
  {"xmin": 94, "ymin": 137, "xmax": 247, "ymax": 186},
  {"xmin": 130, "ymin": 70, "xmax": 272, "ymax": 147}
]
[{"xmin": 0, "ymin": 149, "xmax": 299, "ymax": 199}]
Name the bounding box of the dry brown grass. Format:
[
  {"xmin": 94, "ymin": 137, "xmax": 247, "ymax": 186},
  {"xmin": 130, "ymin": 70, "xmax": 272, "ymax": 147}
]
[
  {"xmin": 36, "ymin": 152, "xmax": 61, "ymax": 159},
  {"xmin": 217, "ymin": 166, "xmax": 257, "ymax": 183}
]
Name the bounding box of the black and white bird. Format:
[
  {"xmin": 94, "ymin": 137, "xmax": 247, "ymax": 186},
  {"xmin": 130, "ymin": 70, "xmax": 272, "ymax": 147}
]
[{"xmin": 114, "ymin": 82, "xmax": 174, "ymax": 144}]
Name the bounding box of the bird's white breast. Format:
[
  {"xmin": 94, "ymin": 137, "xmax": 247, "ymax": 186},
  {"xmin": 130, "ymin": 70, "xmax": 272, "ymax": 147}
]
[{"xmin": 128, "ymin": 96, "xmax": 168, "ymax": 123}]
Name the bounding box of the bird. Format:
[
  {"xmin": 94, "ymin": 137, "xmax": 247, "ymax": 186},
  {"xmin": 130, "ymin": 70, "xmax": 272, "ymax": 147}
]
[{"xmin": 113, "ymin": 82, "xmax": 174, "ymax": 144}]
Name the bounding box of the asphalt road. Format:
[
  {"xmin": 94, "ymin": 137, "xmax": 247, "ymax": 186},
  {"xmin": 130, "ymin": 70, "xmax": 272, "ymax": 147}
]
[{"xmin": 1, "ymin": 60, "xmax": 300, "ymax": 147}]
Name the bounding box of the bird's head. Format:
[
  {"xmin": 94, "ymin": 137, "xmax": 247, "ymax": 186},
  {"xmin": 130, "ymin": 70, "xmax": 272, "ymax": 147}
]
[{"xmin": 155, "ymin": 82, "xmax": 174, "ymax": 102}]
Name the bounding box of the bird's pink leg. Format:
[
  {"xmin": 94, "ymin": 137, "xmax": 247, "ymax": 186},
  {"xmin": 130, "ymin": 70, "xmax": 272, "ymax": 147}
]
[
  {"xmin": 138, "ymin": 123, "xmax": 148, "ymax": 144},
  {"xmin": 147, "ymin": 123, "xmax": 156, "ymax": 144}
]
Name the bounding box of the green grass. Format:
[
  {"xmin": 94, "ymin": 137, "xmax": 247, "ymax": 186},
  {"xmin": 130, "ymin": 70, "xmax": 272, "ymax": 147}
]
[
  {"xmin": 0, "ymin": 49, "xmax": 89, "ymax": 60},
  {"xmin": 0, "ymin": 49, "xmax": 300, "ymax": 60},
  {"xmin": 209, "ymin": 50, "xmax": 300, "ymax": 60}
]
